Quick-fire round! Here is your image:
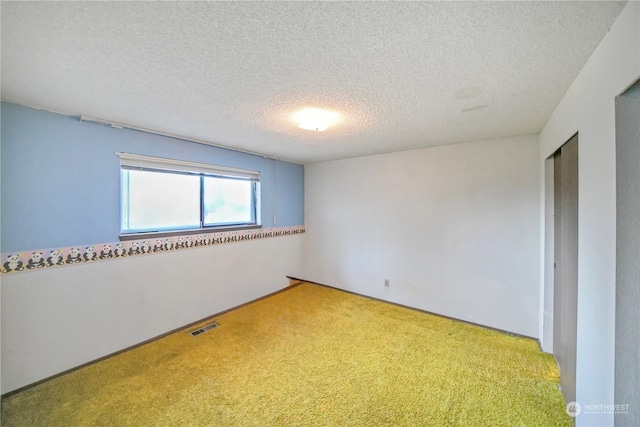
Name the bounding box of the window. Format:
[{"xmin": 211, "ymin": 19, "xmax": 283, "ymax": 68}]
[{"xmin": 117, "ymin": 153, "xmax": 260, "ymax": 236}]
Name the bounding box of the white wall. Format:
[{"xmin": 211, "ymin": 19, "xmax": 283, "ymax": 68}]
[
  {"xmin": 539, "ymin": 2, "xmax": 640, "ymax": 426},
  {"xmin": 1, "ymin": 235, "xmax": 304, "ymax": 394},
  {"xmin": 304, "ymin": 135, "xmax": 540, "ymax": 337}
]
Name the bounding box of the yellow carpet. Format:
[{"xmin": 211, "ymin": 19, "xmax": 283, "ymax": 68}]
[{"xmin": 2, "ymin": 283, "xmax": 572, "ymax": 426}]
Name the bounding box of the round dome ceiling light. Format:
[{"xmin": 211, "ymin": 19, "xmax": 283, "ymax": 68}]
[{"xmin": 294, "ymin": 108, "xmax": 341, "ymax": 132}]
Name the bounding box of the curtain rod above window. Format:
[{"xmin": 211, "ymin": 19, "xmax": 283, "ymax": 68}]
[
  {"xmin": 116, "ymin": 152, "xmax": 260, "ymax": 181},
  {"xmin": 80, "ymin": 115, "xmax": 281, "ymax": 162}
]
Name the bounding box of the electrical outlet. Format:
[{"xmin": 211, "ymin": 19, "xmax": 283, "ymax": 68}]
[{"xmin": 385, "ymin": 279, "xmax": 390, "ymax": 287}]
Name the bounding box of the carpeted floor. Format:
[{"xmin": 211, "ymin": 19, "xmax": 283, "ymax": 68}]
[{"xmin": 2, "ymin": 282, "xmax": 572, "ymax": 426}]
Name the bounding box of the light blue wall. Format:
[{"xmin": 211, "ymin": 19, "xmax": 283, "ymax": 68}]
[{"xmin": 1, "ymin": 102, "xmax": 304, "ymax": 253}]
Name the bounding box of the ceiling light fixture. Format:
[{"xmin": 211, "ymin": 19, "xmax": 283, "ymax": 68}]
[{"xmin": 294, "ymin": 108, "xmax": 341, "ymax": 132}]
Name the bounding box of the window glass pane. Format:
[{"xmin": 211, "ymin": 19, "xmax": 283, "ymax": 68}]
[
  {"xmin": 122, "ymin": 170, "xmax": 200, "ymax": 232},
  {"xmin": 203, "ymin": 177, "xmax": 253, "ymax": 225}
]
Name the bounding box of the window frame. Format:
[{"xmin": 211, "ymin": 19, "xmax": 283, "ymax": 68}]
[{"xmin": 117, "ymin": 152, "xmax": 261, "ymax": 240}]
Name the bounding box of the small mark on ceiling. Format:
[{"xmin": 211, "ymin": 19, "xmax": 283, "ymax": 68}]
[
  {"xmin": 454, "ymin": 87, "xmax": 483, "ymax": 99},
  {"xmin": 461, "ymin": 105, "xmax": 487, "ymax": 113}
]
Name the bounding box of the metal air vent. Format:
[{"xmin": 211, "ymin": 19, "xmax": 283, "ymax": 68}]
[{"xmin": 190, "ymin": 322, "xmax": 219, "ymax": 336}]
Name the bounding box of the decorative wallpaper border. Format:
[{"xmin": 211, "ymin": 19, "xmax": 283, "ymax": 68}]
[{"xmin": 1, "ymin": 225, "xmax": 305, "ymax": 275}]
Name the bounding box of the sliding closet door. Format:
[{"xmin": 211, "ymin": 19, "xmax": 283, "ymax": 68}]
[
  {"xmin": 553, "ymin": 134, "xmax": 578, "ymax": 405},
  {"xmin": 615, "ymin": 81, "xmax": 640, "ymax": 426}
]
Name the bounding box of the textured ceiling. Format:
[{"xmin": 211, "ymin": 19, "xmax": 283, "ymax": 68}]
[{"xmin": 1, "ymin": 1, "xmax": 626, "ymax": 164}]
